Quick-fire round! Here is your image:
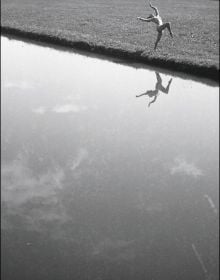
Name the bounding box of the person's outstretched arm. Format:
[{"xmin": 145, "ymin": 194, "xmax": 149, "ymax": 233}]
[
  {"xmin": 137, "ymin": 16, "xmax": 153, "ymax": 22},
  {"xmin": 149, "ymin": 2, "xmax": 159, "ymax": 16}
]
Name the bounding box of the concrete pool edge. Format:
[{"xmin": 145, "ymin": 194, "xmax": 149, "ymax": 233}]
[{"xmin": 1, "ymin": 26, "xmax": 219, "ymax": 83}]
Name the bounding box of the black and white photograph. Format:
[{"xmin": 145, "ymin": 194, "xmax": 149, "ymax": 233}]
[{"xmin": 1, "ymin": 0, "xmax": 219, "ymax": 279}]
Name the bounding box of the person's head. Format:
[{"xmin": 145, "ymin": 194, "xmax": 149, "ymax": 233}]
[{"xmin": 147, "ymin": 14, "xmax": 154, "ymax": 18}]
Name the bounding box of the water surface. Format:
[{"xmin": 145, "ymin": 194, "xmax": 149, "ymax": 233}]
[{"xmin": 1, "ymin": 36, "xmax": 219, "ymax": 280}]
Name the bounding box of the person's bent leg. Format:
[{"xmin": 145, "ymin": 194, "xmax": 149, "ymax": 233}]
[
  {"xmin": 155, "ymin": 72, "xmax": 162, "ymax": 84},
  {"xmin": 163, "ymin": 78, "xmax": 173, "ymax": 94},
  {"xmin": 165, "ymin": 22, "xmax": 173, "ymax": 38},
  {"xmin": 154, "ymin": 32, "xmax": 162, "ymax": 50}
]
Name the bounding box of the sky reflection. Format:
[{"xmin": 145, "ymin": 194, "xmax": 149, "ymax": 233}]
[{"xmin": 1, "ymin": 36, "xmax": 219, "ymax": 280}]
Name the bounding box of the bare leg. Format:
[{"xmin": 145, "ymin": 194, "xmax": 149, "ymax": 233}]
[
  {"xmin": 159, "ymin": 78, "xmax": 173, "ymax": 94},
  {"xmin": 166, "ymin": 78, "xmax": 173, "ymax": 92},
  {"xmin": 154, "ymin": 32, "xmax": 162, "ymax": 50},
  {"xmin": 165, "ymin": 22, "xmax": 173, "ymax": 38},
  {"xmin": 155, "ymin": 72, "xmax": 162, "ymax": 84}
]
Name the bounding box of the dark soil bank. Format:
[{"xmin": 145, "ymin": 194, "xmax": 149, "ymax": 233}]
[{"xmin": 1, "ymin": 26, "xmax": 219, "ymax": 82}]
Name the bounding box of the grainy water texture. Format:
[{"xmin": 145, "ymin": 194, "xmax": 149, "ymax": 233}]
[{"xmin": 1, "ymin": 36, "xmax": 219, "ymax": 280}]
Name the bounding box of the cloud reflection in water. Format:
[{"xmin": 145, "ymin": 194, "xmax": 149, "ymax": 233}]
[{"xmin": 170, "ymin": 157, "xmax": 203, "ymax": 178}]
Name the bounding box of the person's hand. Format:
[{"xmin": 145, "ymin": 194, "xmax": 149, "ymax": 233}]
[
  {"xmin": 137, "ymin": 17, "xmax": 141, "ymax": 20},
  {"xmin": 149, "ymin": 2, "xmax": 152, "ymax": 7}
]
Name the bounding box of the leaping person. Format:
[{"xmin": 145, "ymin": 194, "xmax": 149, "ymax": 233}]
[
  {"xmin": 136, "ymin": 72, "xmax": 172, "ymax": 107},
  {"xmin": 137, "ymin": 2, "xmax": 173, "ymax": 50}
]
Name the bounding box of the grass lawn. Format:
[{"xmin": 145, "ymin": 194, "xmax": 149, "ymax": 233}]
[{"xmin": 1, "ymin": 0, "xmax": 219, "ymax": 77}]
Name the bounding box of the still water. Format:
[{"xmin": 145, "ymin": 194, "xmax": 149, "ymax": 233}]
[{"xmin": 1, "ymin": 36, "xmax": 219, "ymax": 280}]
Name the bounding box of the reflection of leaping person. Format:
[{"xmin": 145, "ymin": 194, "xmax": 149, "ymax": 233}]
[
  {"xmin": 137, "ymin": 2, "xmax": 173, "ymax": 50},
  {"xmin": 136, "ymin": 72, "xmax": 172, "ymax": 107}
]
